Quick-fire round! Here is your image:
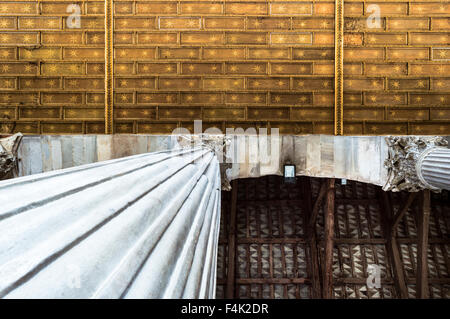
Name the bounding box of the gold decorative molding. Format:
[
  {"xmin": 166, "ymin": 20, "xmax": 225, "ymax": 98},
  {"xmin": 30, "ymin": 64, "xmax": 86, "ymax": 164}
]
[
  {"xmin": 334, "ymin": 0, "xmax": 344, "ymax": 136},
  {"xmin": 105, "ymin": 0, "xmax": 114, "ymax": 134}
]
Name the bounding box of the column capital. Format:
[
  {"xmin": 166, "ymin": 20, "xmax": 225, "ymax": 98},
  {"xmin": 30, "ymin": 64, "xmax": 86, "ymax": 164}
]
[{"xmin": 383, "ymin": 136, "xmax": 448, "ymax": 192}]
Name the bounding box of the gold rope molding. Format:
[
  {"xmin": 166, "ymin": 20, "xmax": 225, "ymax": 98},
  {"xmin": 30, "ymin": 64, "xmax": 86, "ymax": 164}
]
[
  {"xmin": 105, "ymin": 0, "xmax": 114, "ymax": 134},
  {"xmin": 334, "ymin": 0, "xmax": 344, "ymax": 136}
]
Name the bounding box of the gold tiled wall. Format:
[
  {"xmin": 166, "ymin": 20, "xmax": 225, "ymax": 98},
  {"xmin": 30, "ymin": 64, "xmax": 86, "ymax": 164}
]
[
  {"xmin": 0, "ymin": 1, "xmax": 449, "ymax": 135},
  {"xmin": 343, "ymin": 0, "xmax": 450, "ymax": 135},
  {"xmin": 0, "ymin": 0, "xmax": 105, "ymax": 134}
]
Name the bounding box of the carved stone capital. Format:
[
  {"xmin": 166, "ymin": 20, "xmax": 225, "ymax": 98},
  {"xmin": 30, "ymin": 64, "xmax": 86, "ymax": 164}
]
[
  {"xmin": 0, "ymin": 133, "xmax": 23, "ymax": 180},
  {"xmin": 383, "ymin": 136, "xmax": 448, "ymax": 192}
]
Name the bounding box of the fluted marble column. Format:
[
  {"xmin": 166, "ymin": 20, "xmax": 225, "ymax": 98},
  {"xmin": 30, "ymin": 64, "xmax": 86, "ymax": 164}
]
[
  {"xmin": 416, "ymin": 147, "xmax": 450, "ymax": 191},
  {"xmin": 0, "ymin": 147, "xmax": 221, "ymax": 299}
]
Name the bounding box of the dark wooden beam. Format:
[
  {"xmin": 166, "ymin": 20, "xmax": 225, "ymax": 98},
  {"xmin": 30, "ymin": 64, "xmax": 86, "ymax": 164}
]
[
  {"xmin": 302, "ymin": 177, "xmax": 321, "ymax": 299},
  {"xmin": 323, "ymin": 178, "xmax": 335, "ymax": 299},
  {"xmin": 392, "ymin": 192, "xmax": 418, "ymax": 235},
  {"xmin": 225, "ymin": 179, "xmax": 238, "ymax": 299},
  {"xmin": 379, "ymin": 190, "xmax": 409, "ymax": 299},
  {"xmin": 308, "ymin": 181, "xmax": 327, "ymax": 239},
  {"xmin": 417, "ymin": 190, "xmax": 431, "ymax": 299}
]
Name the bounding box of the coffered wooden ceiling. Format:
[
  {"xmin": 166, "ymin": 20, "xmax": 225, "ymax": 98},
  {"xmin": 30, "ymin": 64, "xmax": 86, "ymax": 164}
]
[{"xmin": 0, "ymin": 1, "xmax": 449, "ymax": 135}]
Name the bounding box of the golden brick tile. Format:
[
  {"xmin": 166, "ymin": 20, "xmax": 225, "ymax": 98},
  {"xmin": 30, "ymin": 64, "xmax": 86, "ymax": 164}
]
[
  {"xmin": 115, "ymin": 48, "xmax": 155, "ymax": 60},
  {"xmin": 0, "ymin": 62, "xmax": 37, "ymax": 75},
  {"xmin": 292, "ymin": 108, "xmax": 333, "ymax": 121},
  {"xmin": 114, "ymin": 2, "xmax": 133, "ymax": 15},
  {"xmin": 160, "ymin": 47, "xmax": 200, "ymax": 59},
  {"xmin": 181, "ymin": 92, "xmax": 223, "ymax": 104},
  {"xmin": 114, "ymin": 18, "xmax": 155, "ymax": 30},
  {"xmin": 432, "ymin": 78, "xmax": 450, "ymax": 91},
  {"xmin": 365, "ymin": 63, "xmax": 407, "ymax": 76},
  {"xmin": 270, "ymin": 93, "xmax": 312, "ymax": 105},
  {"xmin": 344, "ymin": 93, "xmax": 362, "ymax": 105},
  {"xmin": 65, "ymin": 78, "xmax": 104, "ymax": 90},
  {"xmin": 160, "ymin": 107, "xmax": 201, "ymax": 120},
  {"xmin": 343, "ymin": 3, "xmax": 364, "ymax": 16},
  {"xmin": 204, "ymin": 48, "xmax": 245, "ymax": 60},
  {"xmin": 410, "ymin": 33, "xmax": 449, "ymax": 45},
  {"xmin": 41, "ymin": 2, "xmax": 80, "ymax": 15},
  {"xmin": 19, "ymin": 77, "xmax": 60, "ymax": 90},
  {"xmin": 411, "ymin": 123, "xmax": 450, "ymax": 135},
  {"xmin": 41, "ymin": 92, "xmax": 83, "ymax": 105},
  {"xmin": 19, "ymin": 17, "xmax": 61, "ymax": 30},
  {"xmin": 225, "ymin": 2, "xmax": 267, "ymax": 15},
  {"xmin": 344, "ymin": 108, "xmax": 385, "ymax": 121},
  {"xmin": 410, "ymin": 93, "xmax": 450, "ymax": 106},
  {"xmin": 0, "ymin": 77, "xmax": 16, "ymax": 89},
  {"xmin": 115, "ymin": 77, "xmax": 156, "ymax": 89},
  {"xmin": 180, "ymin": 2, "xmax": 223, "ymax": 15},
  {"xmin": 388, "ymin": 78, "xmax": 429, "ymax": 91},
  {"xmin": 41, "ymin": 122, "xmax": 83, "ymax": 134},
  {"xmin": 272, "ymin": 62, "xmax": 312, "ymax": 75},
  {"xmin": 313, "ymin": 3, "xmax": 334, "ymax": 16},
  {"xmin": 114, "ymin": 122, "xmax": 134, "ymax": 134},
  {"xmin": 136, "ymin": 92, "xmax": 179, "ymax": 104},
  {"xmin": 314, "ymin": 123, "xmax": 335, "ymax": 135},
  {"xmin": 293, "ymin": 48, "xmax": 334, "ymax": 60},
  {"xmin": 387, "ymin": 108, "xmax": 429, "ymax": 121},
  {"xmin": 64, "ymin": 48, "xmax": 103, "ymax": 60},
  {"xmin": 86, "ymin": 93, "xmax": 105, "ymax": 104},
  {"xmin": 410, "ymin": 3, "xmax": 450, "ymax": 15},
  {"xmin": 431, "ymin": 48, "xmax": 450, "ymax": 61},
  {"xmin": 12, "ymin": 121, "xmax": 38, "ymax": 134},
  {"xmin": 159, "ymin": 77, "xmax": 201, "ymax": 90},
  {"xmin": 226, "ymin": 62, "xmax": 267, "ymax": 75},
  {"xmin": 86, "ymin": 122, "xmax": 105, "ymax": 134},
  {"xmin": 137, "ymin": 122, "xmax": 178, "ymax": 134},
  {"xmin": 386, "ymin": 48, "xmax": 429, "ymax": 60},
  {"xmin": 344, "ymin": 18, "xmax": 384, "ymax": 31},
  {"xmin": 0, "ymin": 2, "xmax": 37, "ymax": 15},
  {"xmin": 365, "ymin": 33, "xmax": 407, "ymax": 45},
  {"xmin": 182, "ymin": 62, "xmax": 222, "ymax": 75},
  {"xmin": 204, "ymin": 78, "xmax": 245, "ymax": 90},
  {"xmin": 387, "ymin": 18, "xmax": 429, "ymax": 31},
  {"xmin": 294, "ymin": 18, "xmax": 334, "ymax": 30},
  {"xmin": 225, "ymin": 93, "xmax": 266, "ymax": 104},
  {"xmin": 271, "ymin": 122, "xmax": 313, "ymax": 134},
  {"xmin": 115, "ymin": 108, "xmax": 156, "ymax": 120},
  {"xmin": 136, "ymin": 2, "xmax": 177, "ymax": 15},
  {"xmin": 343, "ymin": 122, "xmax": 363, "ymax": 135},
  {"xmin": 270, "ymin": 2, "xmax": 312, "ymax": 15},
  {"xmin": 431, "ymin": 18, "xmax": 450, "ymax": 30},
  {"xmin": 249, "ymin": 48, "xmax": 289, "ymax": 59},
  {"xmin": 248, "ymin": 17, "xmax": 290, "ymax": 30},
  {"xmin": 0, "ymin": 92, "xmax": 37, "ymax": 104},
  {"xmin": 114, "ymin": 63, "xmax": 134, "ymax": 75},
  {"xmin": 0, "ymin": 48, "xmax": 15, "ymax": 60},
  {"xmin": 42, "ymin": 32, "xmax": 82, "ymax": 45},
  {"xmin": 86, "ymin": 2, "xmax": 105, "ymax": 15},
  {"xmin": 65, "ymin": 108, "xmax": 104, "ymax": 120},
  {"xmin": 363, "ymin": 93, "xmax": 407, "ymax": 106},
  {"xmin": 344, "ymin": 78, "xmax": 384, "ymax": 91},
  {"xmin": 137, "ymin": 32, "xmax": 177, "ymax": 45},
  {"xmin": 294, "ymin": 77, "xmax": 333, "ymax": 91},
  {"xmin": 430, "ymin": 108, "xmax": 450, "ymax": 120},
  {"xmin": 204, "ymin": 17, "xmax": 245, "ymax": 30},
  {"xmin": 344, "ymin": 48, "xmax": 384, "ymax": 60},
  {"xmin": 0, "ymin": 32, "xmax": 38, "ymax": 45},
  {"xmin": 42, "ymin": 63, "xmax": 84, "ymax": 75},
  {"xmin": 248, "ymin": 107, "xmax": 289, "ymax": 120},
  {"xmin": 114, "ymin": 92, "xmax": 134, "ymax": 104},
  {"xmin": 227, "ymin": 32, "xmax": 267, "ymax": 45},
  {"xmin": 69, "ymin": 17, "xmax": 104, "ymax": 30},
  {"xmin": 0, "ymin": 107, "xmax": 15, "ymax": 119},
  {"xmin": 22, "ymin": 107, "xmax": 56, "ymax": 119},
  {"xmin": 271, "ymin": 32, "xmax": 312, "ymax": 45},
  {"xmin": 139, "ymin": 62, "xmax": 177, "ymax": 75},
  {"xmin": 370, "ymin": 3, "xmax": 408, "ymax": 16},
  {"xmin": 114, "ymin": 32, "xmax": 133, "ymax": 44},
  {"xmin": 343, "ymin": 63, "xmax": 362, "ymax": 75},
  {"xmin": 313, "ymin": 93, "xmax": 334, "ymax": 106},
  {"xmin": 344, "ymin": 33, "xmax": 363, "ymax": 46},
  {"xmin": 159, "ymin": 17, "xmax": 201, "ymax": 30},
  {"xmin": 249, "ymin": 77, "xmax": 289, "ymax": 90},
  {"xmin": 204, "ymin": 107, "xmax": 245, "ymax": 120},
  {"xmin": 364, "ymin": 123, "xmax": 408, "ymax": 135},
  {"xmin": 0, "ymin": 17, "xmax": 15, "ymax": 30},
  {"xmin": 181, "ymin": 32, "xmax": 224, "ymax": 45}
]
